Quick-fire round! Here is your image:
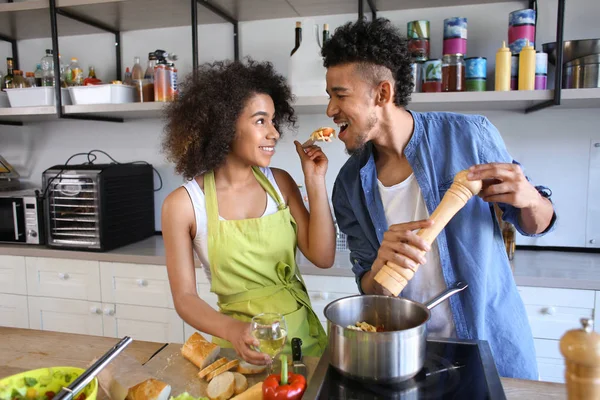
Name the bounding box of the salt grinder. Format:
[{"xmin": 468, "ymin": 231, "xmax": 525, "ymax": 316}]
[{"xmin": 560, "ymin": 318, "xmax": 600, "ymax": 400}]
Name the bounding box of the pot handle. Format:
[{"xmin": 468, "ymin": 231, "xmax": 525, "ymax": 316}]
[{"xmin": 424, "ymin": 281, "xmax": 468, "ymax": 310}]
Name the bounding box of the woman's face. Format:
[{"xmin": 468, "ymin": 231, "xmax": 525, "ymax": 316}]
[{"xmin": 230, "ymin": 93, "xmax": 280, "ymax": 168}]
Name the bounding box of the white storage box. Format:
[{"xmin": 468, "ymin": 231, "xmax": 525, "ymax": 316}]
[
  {"xmin": 5, "ymin": 87, "xmax": 71, "ymax": 107},
  {"xmin": 0, "ymin": 92, "xmax": 9, "ymax": 108},
  {"xmin": 68, "ymin": 84, "xmax": 135, "ymax": 105}
]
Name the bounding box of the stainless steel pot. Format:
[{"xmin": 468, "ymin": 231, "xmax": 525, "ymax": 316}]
[
  {"xmin": 543, "ymin": 39, "xmax": 600, "ymax": 65},
  {"xmin": 563, "ymin": 54, "xmax": 600, "ymax": 89},
  {"xmin": 323, "ymin": 281, "xmax": 468, "ymax": 384}
]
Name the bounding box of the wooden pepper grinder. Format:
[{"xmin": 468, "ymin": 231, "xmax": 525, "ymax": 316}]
[
  {"xmin": 373, "ymin": 169, "xmax": 482, "ymax": 296},
  {"xmin": 560, "ymin": 318, "xmax": 600, "ymax": 400}
]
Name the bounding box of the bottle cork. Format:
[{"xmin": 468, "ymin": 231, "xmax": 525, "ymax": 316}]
[{"xmin": 560, "ymin": 318, "xmax": 600, "ymax": 400}]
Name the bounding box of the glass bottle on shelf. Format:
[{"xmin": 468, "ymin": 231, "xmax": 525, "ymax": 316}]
[
  {"xmin": 322, "ymin": 23, "xmax": 330, "ymax": 46},
  {"xmin": 41, "ymin": 49, "xmax": 54, "ymax": 87},
  {"xmin": 3, "ymin": 57, "xmax": 15, "ymax": 90},
  {"xmin": 25, "ymin": 72, "xmax": 36, "ymax": 87},
  {"xmin": 88, "ymin": 66, "xmax": 97, "ymax": 79},
  {"xmin": 290, "ymin": 21, "xmax": 302, "ymax": 56},
  {"xmin": 288, "ymin": 18, "xmax": 327, "ymax": 97},
  {"xmin": 34, "ymin": 63, "xmax": 43, "ymax": 87}
]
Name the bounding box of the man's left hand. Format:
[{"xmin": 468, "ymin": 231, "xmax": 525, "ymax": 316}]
[{"xmin": 467, "ymin": 163, "xmax": 542, "ymax": 210}]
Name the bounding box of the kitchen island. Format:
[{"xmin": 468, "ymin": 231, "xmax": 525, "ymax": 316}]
[{"xmin": 0, "ymin": 327, "xmax": 567, "ymax": 399}]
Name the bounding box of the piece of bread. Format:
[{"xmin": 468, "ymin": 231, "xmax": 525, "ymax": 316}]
[
  {"xmin": 181, "ymin": 332, "xmax": 220, "ymax": 369},
  {"xmin": 235, "ymin": 361, "xmax": 267, "ymax": 375},
  {"xmin": 230, "ymin": 382, "xmax": 263, "ymax": 400},
  {"xmin": 206, "ymin": 359, "xmax": 240, "ymax": 382},
  {"xmin": 125, "ymin": 378, "xmax": 171, "ymax": 400},
  {"xmin": 232, "ymin": 373, "xmax": 248, "ymax": 395},
  {"xmin": 206, "ymin": 372, "xmax": 235, "ymax": 400},
  {"xmin": 198, "ymin": 357, "xmax": 228, "ymax": 379}
]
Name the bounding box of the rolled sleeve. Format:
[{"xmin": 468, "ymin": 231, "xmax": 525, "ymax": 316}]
[
  {"xmin": 477, "ymin": 117, "xmax": 558, "ymax": 237},
  {"xmin": 332, "ymin": 179, "xmax": 376, "ymax": 293}
]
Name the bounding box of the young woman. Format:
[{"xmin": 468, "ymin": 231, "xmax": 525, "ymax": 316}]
[{"xmin": 161, "ymin": 59, "xmax": 335, "ymax": 365}]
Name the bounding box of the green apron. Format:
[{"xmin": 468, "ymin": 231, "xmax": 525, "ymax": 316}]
[{"xmin": 204, "ymin": 167, "xmax": 327, "ymax": 357}]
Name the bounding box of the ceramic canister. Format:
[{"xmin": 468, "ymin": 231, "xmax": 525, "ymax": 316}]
[
  {"xmin": 535, "ymin": 51, "xmax": 548, "ymax": 90},
  {"xmin": 407, "ymin": 20, "xmax": 430, "ymax": 61},
  {"xmin": 443, "ymin": 17, "xmax": 467, "ymax": 55},
  {"xmin": 422, "ymin": 59, "xmax": 442, "ymax": 92},
  {"xmin": 410, "ymin": 62, "xmax": 423, "ymax": 92},
  {"xmin": 508, "ymin": 9, "xmax": 536, "ymax": 55},
  {"xmin": 465, "ymin": 57, "xmax": 487, "ymax": 91},
  {"xmin": 510, "ymin": 55, "xmax": 519, "ymax": 90}
]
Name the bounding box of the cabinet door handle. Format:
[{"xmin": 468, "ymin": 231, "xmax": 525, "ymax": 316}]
[
  {"xmin": 58, "ymin": 272, "xmax": 70, "ymax": 280},
  {"xmin": 103, "ymin": 307, "xmax": 115, "ymax": 316},
  {"xmin": 136, "ymin": 279, "xmax": 148, "ymax": 287},
  {"xmin": 542, "ymin": 307, "xmax": 556, "ymax": 316},
  {"xmin": 90, "ymin": 306, "xmax": 101, "ymax": 315}
]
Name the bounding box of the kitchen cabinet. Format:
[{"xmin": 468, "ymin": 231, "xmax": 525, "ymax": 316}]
[
  {"xmin": 0, "ymin": 255, "xmax": 27, "ymax": 295},
  {"xmin": 0, "ymin": 293, "xmax": 29, "ymax": 329},
  {"xmin": 26, "ymin": 257, "xmax": 101, "ymax": 301},
  {"xmin": 102, "ymin": 303, "xmax": 184, "ymax": 343},
  {"xmin": 27, "ymin": 296, "xmax": 103, "ymax": 336}
]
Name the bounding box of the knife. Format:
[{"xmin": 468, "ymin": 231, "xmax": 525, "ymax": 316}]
[{"xmin": 291, "ymin": 337, "xmax": 307, "ymax": 378}]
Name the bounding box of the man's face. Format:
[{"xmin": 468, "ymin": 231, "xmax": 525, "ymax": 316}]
[{"xmin": 325, "ymin": 63, "xmax": 379, "ymax": 155}]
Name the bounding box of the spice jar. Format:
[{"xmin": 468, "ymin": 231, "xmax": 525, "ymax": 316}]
[
  {"xmin": 442, "ymin": 54, "xmax": 465, "ymax": 92},
  {"xmin": 407, "ymin": 20, "xmax": 430, "ymax": 62},
  {"xmin": 422, "ymin": 59, "xmax": 442, "ymax": 92}
]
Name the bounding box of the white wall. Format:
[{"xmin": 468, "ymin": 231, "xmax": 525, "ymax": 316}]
[{"xmin": 0, "ymin": 0, "xmax": 598, "ymax": 248}]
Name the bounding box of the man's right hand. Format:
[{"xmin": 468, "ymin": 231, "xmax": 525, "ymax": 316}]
[{"xmin": 363, "ymin": 219, "xmax": 434, "ymax": 295}]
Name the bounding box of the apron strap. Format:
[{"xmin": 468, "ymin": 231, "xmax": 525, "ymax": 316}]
[
  {"xmin": 251, "ymin": 167, "xmax": 286, "ymax": 210},
  {"xmin": 203, "ymin": 171, "xmax": 220, "ymax": 229}
]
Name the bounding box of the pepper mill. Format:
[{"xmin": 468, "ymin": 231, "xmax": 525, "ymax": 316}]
[
  {"xmin": 373, "ymin": 169, "xmax": 482, "ymax": 296},
  {"xmin": 560, "ymin": 318, "xmax": 600, "ymax": 400}
]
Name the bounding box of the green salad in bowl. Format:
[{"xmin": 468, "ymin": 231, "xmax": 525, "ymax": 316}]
[{"xmin": 0, "ymin": 367, "xmax": 98, "ymax": 400}]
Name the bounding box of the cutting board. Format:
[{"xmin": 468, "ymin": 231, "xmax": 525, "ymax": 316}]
[{"xmin": 143, "ymin": 343, "xmax": 320, "ymax": 398}]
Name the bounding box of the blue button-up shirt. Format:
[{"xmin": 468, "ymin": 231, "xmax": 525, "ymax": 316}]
[{"xmin": 331, "ymin": 111, "xmax": 557, "ymax": 380}]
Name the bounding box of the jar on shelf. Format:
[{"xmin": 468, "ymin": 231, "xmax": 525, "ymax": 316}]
[
  {"xmin": 442, "ymin": 54, "xmax": 466, "ymax": 92},
  {"xmin": 407, "ymin": 20, "xmax": 430, "ymax": 62},
  {"xmin": 422, "ymin": 59, "xmax": 442, "ymax": 92}
]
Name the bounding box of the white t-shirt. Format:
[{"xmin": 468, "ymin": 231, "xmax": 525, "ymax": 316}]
[
  {"xmin": 181, "ymin": 167, "xmax": 285, "ymax": 283},
  {"xmin": 377, "ymin": 173, "xmax": 456, "ymax": 338}
]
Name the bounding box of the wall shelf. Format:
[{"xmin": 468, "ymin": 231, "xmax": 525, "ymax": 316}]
[
  {"xmin": 293, "ymin": 89, "xmax": 600, "ymax": 114},
  {"xmin": 64, "ymin": 102, "xmax": 165, "ymax": 119}
]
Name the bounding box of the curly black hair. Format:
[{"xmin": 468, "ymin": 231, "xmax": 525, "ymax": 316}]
[
  {"xmin": 321, "ymin": 18, "xmax": 413, "ymax": 107},
  {"xmin": 162, "ymin": 58, "xmax": 297, "ymax": 180}
]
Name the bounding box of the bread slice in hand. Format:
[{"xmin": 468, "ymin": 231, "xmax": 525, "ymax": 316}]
[
  {"xmin": 206, "ymin": 371, "xmax": 235, "ymax": 400},
  {"xmin": 235, "ymin": 361, "xmax": 266, "ymax": 375},
  {"xmin": 125, "ymin": 378, "xmax": 171, "ymax": 400},
  {"xmin": 230, "ymin": 382, "xmax": 263, "ymax": 400},
  {"xmin": 206, "ymin": 359, "xmax": 240, "ymax": 382},
  {"xmin": 232, "ymin": 373, "xmax": 248, "ymax": 395},
  {"xmin": 198, "ymin": 357, "xmax": 228, "ymax": 379},
  {"xmin": 181, "ymin": 332, "xmax": 220, "ymax": 369}
]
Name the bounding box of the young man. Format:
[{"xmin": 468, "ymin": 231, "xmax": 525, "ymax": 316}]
[{"xmin": 323, "ymin": 18, "xmax": 556, "ymax": 380}]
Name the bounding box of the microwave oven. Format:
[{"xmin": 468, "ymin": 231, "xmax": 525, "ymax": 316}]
[{"xmin": 0, "ymin": 189, "xmax": 45, "ymax": 245}]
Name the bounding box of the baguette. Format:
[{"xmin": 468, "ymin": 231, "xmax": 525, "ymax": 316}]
[
  {"xmin": 206, "ymin": 359, "xmax": 240, "ymax": 382},
  {"xmin": 181, "ymin": 332, "xmax": 220, "ymax": 369},
  {"xmin": 230, "ymin": 382, "xmax": 263, "ymax": 400},
  {"xmin": 125, "ymin": 378, "xmax": 171, "ymax": 400},
  {"xmin": 198, "ymin": 357, "xmax": 228, "ymax": 379},
  {"xmin": 232, "ymin": 373, "xmax": 248, "ymax": 395},
  {"xmin": 206, "ymin": 372, "xmax": 235, "ymax": 400},
  {"xmin": 235, "ymin": 361, "xmax": 266, "ymax": 375}
]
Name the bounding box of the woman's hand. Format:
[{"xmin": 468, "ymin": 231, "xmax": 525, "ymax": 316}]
[
  {"xmin": 294, "ymin": 141, "xmax": 328, "ymax": 179},
  {"xmin": 226, "ymin": 319, "xmax": 271, "ymax": 365}
]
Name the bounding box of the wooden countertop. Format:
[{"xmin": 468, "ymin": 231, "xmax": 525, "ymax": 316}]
[
  {"xmin": 2, "ymin": 235, "xmax": 600, "ymax": 288},
  {"xmin": 0, "ymin": 328, "xmax": 567, "ymax": 399}
]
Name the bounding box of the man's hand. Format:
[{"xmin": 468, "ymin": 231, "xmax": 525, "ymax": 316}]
[
  {"xmin": 467, "ymin": 163, "xmax": 542, "ymax": 209},
  {"xmin": 362, "ymin": 219, "xmax": 433, "ymax": 295}
]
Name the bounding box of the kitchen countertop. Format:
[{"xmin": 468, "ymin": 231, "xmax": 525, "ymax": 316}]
[
  {"xmin": 0, "ymin": 327, "xmax": 567, "ymax": 400},
  {"xmin": 1, "ymin": 236, "xmax": 600, "ymax": 289}
]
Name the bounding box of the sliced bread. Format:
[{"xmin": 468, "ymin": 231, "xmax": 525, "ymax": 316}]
[
  {"xmin": 206, "ymin": 359, "xmax": 240, "ymax": 382},
  {"xmin": 235, "ymin": 361, "xmax": 267, "ymax": 375},
  {"xmin": 206, "ymin": 371, "xmax": 235, "ymax": 400},
  {"xmin": 125, "ymin": 378, "xmax": 171, "ymax": 400},
  {"xmin": 232, "ymin": 373, "xmax": 248, "ymax": 395},
  {"xmin": 198, "ymin": 357, "xmax": 228, "ymax": 379},
  {"xmin": 230, "ymin": 382, "xmax": 263, "ymax": 400},
  {"xmin": 181, "ymin": 332, "xmax": 220, "ymax": 369}
]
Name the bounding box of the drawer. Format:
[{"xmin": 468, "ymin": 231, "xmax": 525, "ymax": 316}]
[
  {"xmin": 0, "ymin": 255, "xmax": 27, "ymax": 295},
  {"xmin": 26, "ymin": 257, "xmax": 101, "ymax": 301},
  {"xmin": 518, "ymin": 286, "xmax": 595, "ymax": 309},
  {"xmin": 195, "ymin": 267, "xmax": 210, "ymax": 285},
  {"xmin": 525, "ymin": 304, "xmax": 593, "ymax": 340},
  {"xmin": 534, "ymin": 338, "xmax": 562, "ymax": 360},
  {"xmin": 0, "ymin": 293, "xmax": 29, "ymax": 329},
  {"xmin": 100, "ymin": 262, "xmax": 174, "ymax": 308},
  {"xmin": 537, "ymin": 358, "xmax": 565, "ymax": 383},
  {"xmin": 28, "ymin": 296, "xmax": 104, "ymax": 336}
]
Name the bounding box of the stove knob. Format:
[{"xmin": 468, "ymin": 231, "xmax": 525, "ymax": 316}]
[{"xmin": 28, "ymin": 230, "xmax": 38, "ymax": 238}]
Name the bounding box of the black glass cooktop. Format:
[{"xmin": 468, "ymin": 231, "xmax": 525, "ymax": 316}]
[{"xmin": 304, "ymin": 338, "xmax": 507, "ymax": 400}]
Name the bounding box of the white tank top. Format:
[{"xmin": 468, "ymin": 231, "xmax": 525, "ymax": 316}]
[
  {"xmin": 182, "ymin": 167, "xmax": 285, "ymax": 283},
  {"xmin": 377, "ymin": 173, "xmax": 456, "ymax": 338}
]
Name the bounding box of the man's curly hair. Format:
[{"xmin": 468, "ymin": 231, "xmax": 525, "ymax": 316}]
[
  {"xmin": 321, "ymin": 18, "xmax": 413, "ymax": 107},
  {"xmin": 162, "ymin": 58, "xmax": 297, "ymax": 180}
]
